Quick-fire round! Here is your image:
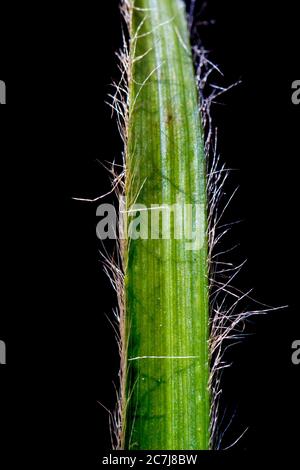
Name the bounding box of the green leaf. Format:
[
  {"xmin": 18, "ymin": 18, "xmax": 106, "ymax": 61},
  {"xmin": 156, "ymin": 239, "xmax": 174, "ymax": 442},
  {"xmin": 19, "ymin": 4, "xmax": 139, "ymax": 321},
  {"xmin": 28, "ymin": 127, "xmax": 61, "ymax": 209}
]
[{"xmin": 123, "ymin": 0, "xmax": 210, "ymax": 450}]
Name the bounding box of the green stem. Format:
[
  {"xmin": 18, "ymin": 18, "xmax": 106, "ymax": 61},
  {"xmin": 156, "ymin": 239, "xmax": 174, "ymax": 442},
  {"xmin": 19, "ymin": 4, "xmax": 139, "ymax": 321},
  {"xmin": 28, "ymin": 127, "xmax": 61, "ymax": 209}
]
[{"xmin": 123, "ymin": 0, "xmax": 210, "ymax": 450}]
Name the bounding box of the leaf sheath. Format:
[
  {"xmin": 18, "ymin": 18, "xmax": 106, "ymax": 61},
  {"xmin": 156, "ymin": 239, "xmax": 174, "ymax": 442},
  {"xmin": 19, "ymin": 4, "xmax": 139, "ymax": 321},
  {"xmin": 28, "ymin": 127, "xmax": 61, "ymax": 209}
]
[{"xmin": 123, "ymin": 0, "xmax": 210, "ymax": 450}]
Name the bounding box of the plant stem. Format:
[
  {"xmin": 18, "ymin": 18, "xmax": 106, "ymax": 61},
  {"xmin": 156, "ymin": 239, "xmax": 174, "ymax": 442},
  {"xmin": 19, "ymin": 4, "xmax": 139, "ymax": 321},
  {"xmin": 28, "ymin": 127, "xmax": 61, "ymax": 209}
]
[{"xmin": 123, "ymin": 0, "xmax": 210, "ymax": 450}]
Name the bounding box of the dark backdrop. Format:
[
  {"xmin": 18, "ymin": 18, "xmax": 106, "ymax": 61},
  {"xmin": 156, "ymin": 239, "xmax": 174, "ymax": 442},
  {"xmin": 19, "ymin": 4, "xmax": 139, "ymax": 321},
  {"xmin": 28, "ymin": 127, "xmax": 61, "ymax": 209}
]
[{"xmin": 0, "ymin": 0, "xmax": 299, "ymax": 463}]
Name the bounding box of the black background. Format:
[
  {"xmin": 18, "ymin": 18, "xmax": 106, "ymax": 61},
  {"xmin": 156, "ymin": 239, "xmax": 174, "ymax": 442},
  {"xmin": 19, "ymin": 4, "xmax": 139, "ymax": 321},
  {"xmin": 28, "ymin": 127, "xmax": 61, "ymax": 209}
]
[{"xmin": 0, "ymin": 0, "xmax": 299, "ymax": 464}]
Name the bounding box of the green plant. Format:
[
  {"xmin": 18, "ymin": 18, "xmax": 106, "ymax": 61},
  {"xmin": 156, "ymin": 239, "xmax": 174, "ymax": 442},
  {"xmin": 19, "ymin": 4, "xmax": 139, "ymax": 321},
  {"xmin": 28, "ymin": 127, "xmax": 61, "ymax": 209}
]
[
  {"xmin": 120, "ymin": 0, "xmax": 210, "ymax": 450},
  {"xmin": 103, "ymin": 0, "xmax": 277, "ymax": 451}
]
